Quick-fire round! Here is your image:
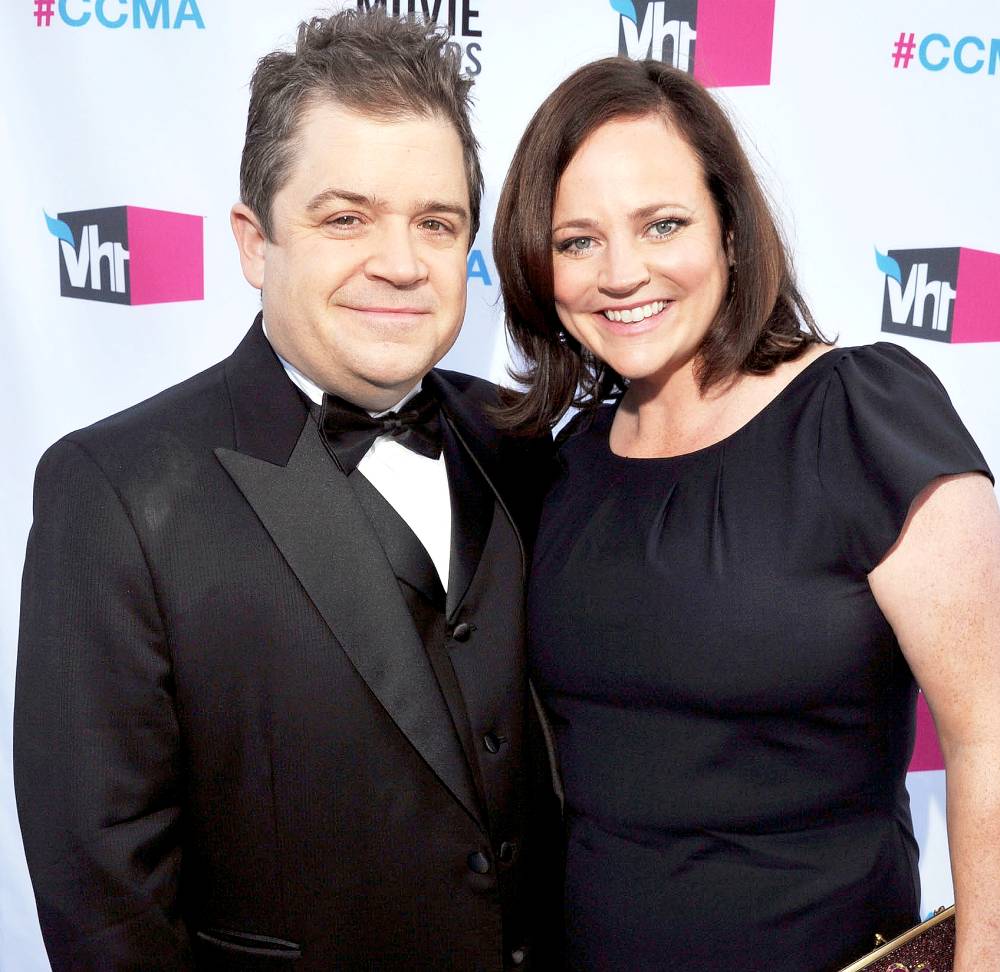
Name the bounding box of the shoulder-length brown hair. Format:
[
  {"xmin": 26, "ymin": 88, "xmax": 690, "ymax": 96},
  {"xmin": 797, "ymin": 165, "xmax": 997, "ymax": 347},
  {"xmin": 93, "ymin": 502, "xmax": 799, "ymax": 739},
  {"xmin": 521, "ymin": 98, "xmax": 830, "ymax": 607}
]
[{"xmin": 493, "ymin": 57, "xmax": 826, "ymax": 435}]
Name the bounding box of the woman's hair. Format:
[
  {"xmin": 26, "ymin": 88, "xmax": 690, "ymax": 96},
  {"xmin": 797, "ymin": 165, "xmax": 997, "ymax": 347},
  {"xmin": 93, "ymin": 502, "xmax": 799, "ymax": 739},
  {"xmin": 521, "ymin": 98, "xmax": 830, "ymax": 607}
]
[{"xmin": 493, "ymin": 57, "xmax": 826, "ymax": 435}]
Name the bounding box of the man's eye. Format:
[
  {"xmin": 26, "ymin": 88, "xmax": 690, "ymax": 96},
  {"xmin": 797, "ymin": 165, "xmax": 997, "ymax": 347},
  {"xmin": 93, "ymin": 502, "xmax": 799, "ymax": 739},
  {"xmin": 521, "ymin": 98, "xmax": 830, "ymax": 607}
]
[
  {"xmin": 328, "ymin": 215, "xmax": 361, "ymax": 227},
  {"xmin": 422, "ymin": 219, "xmax": 448, "ymax": 233}
]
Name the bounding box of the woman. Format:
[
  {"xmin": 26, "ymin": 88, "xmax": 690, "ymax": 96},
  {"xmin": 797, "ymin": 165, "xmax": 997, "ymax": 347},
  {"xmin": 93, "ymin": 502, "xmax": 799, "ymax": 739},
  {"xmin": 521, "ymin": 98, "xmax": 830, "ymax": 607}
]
[{"xmin": 494, "ymin": 58, "xmax": 1000, "ymax": 971}]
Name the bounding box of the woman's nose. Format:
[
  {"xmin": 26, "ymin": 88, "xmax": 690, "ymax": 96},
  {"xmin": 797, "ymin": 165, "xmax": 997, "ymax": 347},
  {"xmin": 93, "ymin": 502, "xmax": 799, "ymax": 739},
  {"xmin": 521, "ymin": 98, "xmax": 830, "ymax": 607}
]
[{"xmin": 598, "ymin": 241, "xmax": 650, "ymax": 296}]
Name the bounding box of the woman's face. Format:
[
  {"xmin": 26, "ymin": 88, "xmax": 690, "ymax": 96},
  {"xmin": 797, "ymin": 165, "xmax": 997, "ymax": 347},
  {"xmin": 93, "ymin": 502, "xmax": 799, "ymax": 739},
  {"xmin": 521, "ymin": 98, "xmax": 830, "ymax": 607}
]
[{"xmin": 550, "ymin": 113, "xmax": 729, "ymax": 391}]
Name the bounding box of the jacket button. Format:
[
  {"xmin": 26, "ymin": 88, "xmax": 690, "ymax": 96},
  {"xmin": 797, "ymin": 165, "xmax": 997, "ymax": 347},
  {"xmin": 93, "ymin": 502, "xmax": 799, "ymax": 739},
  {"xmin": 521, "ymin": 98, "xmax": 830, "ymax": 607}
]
[
  {"xmin": 483, "ymin": 732, "xmax": 502, "ymax": 754},
  {"xmin": 452, "ymin": 622, "xmax": 472, "ymax": 642},
  {"xmin": 467, "ymin": 850, "xmax": 491, "ymax": 874},
  {"xmin": 511, "ymin": 948, "xmax": 526, "ymax": 965},
  {"xmin": 498, "ymin": 841, "xmax": 517, "ymax": 864}
]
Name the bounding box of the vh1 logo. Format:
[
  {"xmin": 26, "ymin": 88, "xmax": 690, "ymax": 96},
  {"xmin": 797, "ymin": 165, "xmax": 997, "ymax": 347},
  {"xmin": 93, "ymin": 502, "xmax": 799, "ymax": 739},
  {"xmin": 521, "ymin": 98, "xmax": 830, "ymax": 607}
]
[
  {"xmin": 877, "ymin": 247, "xmax": 1000, "ymax": 344},
  {"xmin": 612, "ymin": 0, "xmax": 775, "ymax": 87},
  {"xmin": 45, "ymin": 206, "xmax": 203, "ymax": 305}
]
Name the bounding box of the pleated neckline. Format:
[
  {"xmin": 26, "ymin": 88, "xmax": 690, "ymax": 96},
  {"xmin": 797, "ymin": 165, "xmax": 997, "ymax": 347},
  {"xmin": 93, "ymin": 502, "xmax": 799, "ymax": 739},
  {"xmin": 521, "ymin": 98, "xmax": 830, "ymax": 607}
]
[{"xmin": 602, "ymin": 346, "xmax": 840, "ymax": 463}]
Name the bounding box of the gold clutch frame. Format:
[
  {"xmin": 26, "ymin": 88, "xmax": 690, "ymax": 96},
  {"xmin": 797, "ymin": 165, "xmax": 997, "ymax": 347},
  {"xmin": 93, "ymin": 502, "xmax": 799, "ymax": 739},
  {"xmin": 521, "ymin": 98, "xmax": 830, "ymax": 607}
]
[{"xmin": 837, "ymin": 905, "xmax": 955, "ymax": 972}]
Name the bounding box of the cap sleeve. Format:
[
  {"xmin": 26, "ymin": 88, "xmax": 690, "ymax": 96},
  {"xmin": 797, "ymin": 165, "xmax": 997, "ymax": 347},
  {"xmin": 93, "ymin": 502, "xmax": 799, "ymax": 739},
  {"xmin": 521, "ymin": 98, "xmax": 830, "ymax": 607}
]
[{"xmin": 817, "ymin": 343, "xmax": 993, "ymax": 574}]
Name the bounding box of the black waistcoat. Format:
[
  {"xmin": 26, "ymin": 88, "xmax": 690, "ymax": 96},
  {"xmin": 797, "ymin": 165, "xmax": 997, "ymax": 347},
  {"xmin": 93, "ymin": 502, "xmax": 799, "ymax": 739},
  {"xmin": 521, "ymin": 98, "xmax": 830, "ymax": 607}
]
[
  {"xmin": 340, "ymin": 419, "xmax": 545, "ymax": 967},
  {"xmin": 347, "ymin": 466, "xmax": 487, "ymax": 813}
]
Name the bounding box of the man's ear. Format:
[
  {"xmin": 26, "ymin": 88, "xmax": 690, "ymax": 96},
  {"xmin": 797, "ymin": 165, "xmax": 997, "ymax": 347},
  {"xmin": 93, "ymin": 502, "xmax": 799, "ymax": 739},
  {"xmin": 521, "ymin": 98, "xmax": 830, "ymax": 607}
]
[{"xmin": 231, "ymin": 203, "xmax": 268, "ymax": 290}]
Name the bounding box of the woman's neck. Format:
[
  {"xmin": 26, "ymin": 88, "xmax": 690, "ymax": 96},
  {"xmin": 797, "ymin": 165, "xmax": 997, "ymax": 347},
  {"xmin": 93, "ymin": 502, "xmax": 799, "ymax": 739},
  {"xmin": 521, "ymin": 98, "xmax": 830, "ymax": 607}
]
[
  {"xmin": 609, "ymin": 345, "xmax": 832, "ymax": 459},
  {"xmin": 612, "ymin": 363, "xmax": 740, "ymax": 458}
]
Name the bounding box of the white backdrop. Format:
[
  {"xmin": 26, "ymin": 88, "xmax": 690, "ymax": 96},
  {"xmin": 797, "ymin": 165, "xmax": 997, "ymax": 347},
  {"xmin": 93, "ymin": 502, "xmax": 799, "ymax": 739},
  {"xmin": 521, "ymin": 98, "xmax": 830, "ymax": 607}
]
[{"xmin": 2, "ymin": 1, "xmax": 998, "ymax": 967}]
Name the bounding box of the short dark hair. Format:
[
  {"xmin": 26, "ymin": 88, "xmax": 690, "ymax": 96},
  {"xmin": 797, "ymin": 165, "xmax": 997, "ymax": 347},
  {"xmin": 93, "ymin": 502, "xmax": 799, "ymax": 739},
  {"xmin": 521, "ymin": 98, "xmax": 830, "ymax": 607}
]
[
  {"xmin": 494, "ymin": 57, "xmax": 826, "ymax": 435},
  {"xmin": 240, "ymin": 9, "xmax": 483, "ymax": 243}
]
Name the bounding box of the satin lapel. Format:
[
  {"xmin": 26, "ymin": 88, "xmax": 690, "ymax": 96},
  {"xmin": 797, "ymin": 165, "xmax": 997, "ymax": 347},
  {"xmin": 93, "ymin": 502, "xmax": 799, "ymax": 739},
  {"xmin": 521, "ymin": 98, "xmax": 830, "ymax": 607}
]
[
  {"xmin": 349, "ymin": 472, "xmax": 445, "ymax": 609},
  {"xmin": 423, "ymin": 370, "xmax": 508, "ymax": 494},
  {"xmin": 442, "ymin": 418, "xmax": 494, "ymax": 620},
  {"xmin": 215, "ymin": 419, "xmax": 482, "ymax": 826},
  {"xmin": 425, "ymin": 371, "xmax": 525, "ymax": 619},
  {"xmin": 223, "ymin": 314, "xmax": 307, "ymax": 466}
]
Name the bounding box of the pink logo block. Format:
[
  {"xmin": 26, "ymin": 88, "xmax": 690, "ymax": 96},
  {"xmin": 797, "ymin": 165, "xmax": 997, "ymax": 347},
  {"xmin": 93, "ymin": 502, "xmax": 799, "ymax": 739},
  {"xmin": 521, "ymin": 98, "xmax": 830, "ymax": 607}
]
[
  {"xmin": 952, "ymin": 247, "xmax": 1000, "ymax": 343},
  {"xmin": 909, "ymin": 692, "xmax": 945, "ymax": 773},
  {"xmin": 126, "ymin": 206, "xmax": 204, "ymax": 305},
  {"xmin": 693, "ymin": 0, "xmax": 776, "ymax": 88}
]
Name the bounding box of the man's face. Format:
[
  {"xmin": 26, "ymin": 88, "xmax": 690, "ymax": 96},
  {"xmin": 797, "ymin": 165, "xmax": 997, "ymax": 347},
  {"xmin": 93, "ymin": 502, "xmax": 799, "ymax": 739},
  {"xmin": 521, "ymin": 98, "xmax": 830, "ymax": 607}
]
[{"xmin": 233, "ymin": 101, "xmax": 471, "ymax": 410}]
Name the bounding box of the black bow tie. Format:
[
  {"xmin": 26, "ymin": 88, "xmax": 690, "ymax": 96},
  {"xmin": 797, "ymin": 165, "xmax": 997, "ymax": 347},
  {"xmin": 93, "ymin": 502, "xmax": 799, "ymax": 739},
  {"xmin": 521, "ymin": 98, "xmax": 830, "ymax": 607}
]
[{"xmin": 318, "ymin": 389, "xmax": 443, "ymax": 474}]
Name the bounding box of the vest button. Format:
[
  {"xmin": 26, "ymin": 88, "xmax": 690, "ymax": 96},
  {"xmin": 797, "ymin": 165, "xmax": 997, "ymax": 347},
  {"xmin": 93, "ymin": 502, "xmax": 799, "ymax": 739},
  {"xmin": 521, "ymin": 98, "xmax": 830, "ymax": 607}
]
[
  {"xmin": 467, "ymin": 850, "xmax": 491, "ymax": 874},
  {"xmin": 498, "ymin": 840, "xmax": 517, "ymax": 864},
  {"xmin": 452, "ymin": 622, "xmax": 472, "ymax": 642},
  {"xmin": 511, "ymin": 948, "xmax": 526, "ymax": 965},
  {"xmin": 483, "ymin": 732, "xmax": 501, "ymax": 754}
]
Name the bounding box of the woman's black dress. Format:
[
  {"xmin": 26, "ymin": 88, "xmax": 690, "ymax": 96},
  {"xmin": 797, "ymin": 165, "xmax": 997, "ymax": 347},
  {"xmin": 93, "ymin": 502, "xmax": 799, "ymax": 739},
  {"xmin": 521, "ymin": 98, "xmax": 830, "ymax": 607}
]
[{"xmin": 528, "ymin": 345, "xmax": 992, "ymax": 972}]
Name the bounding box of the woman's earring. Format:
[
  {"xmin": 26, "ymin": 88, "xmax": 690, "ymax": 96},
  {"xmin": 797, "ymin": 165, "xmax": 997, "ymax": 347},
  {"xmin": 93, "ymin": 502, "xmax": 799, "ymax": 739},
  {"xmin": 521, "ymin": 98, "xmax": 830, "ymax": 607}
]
[{"xmin": 557, "ymin": 329, "xmax": 568, "ymax": 344}]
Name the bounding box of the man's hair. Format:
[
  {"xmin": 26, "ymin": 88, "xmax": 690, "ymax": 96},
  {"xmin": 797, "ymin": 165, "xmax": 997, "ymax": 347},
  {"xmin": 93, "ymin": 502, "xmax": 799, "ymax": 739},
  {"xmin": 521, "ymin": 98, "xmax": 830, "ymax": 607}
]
[
  {"xmin": 493, "ymin": 57, "xmax": 827, "ymax": 435},
  {"xmin": 240, "ymin": 9, "xmax": 483, "ymax": 242}
]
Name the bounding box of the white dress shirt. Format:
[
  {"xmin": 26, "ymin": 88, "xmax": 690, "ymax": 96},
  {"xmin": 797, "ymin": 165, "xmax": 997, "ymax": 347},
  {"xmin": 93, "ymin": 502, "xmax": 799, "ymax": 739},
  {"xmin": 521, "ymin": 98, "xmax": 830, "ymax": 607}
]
[{"xmin": 264, "ymin": 328, "xmax": 452, "ymax": 589}]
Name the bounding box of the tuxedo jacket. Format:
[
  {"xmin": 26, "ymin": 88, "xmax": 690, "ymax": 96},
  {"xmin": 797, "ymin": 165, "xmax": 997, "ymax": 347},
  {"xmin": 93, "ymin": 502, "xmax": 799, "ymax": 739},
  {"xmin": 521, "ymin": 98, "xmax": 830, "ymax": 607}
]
[{"xmin": 14, "ymin": 318, "xmax": 562, "ymax": 971}]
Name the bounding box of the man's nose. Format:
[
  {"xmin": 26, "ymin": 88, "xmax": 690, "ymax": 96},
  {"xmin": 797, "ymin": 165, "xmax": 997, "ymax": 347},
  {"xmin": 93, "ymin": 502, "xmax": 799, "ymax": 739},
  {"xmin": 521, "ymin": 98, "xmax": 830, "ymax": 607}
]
[{"xmin": 364, "ymin": 224, "xmax": 428, "ymax": 287}]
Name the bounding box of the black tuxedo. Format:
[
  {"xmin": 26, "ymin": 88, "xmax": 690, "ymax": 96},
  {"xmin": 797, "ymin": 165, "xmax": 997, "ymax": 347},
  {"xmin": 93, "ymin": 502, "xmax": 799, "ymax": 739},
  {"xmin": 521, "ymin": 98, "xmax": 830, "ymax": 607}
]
[{"xmin": 14, "ymin": 317, "xmax": 561, "ymax": 971}]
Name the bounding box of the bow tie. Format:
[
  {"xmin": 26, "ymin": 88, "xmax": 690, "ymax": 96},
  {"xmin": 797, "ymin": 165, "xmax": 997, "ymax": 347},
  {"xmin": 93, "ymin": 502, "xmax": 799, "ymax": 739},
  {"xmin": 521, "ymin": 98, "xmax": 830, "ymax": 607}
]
[{"xmin": 319, "ymin": 389, "xmax": 443, "ymax": 474}]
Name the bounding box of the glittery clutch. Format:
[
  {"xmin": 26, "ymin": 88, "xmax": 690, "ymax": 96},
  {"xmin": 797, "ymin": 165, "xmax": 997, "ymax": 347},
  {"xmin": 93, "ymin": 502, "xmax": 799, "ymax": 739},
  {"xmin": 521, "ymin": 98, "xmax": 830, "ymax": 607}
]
[{"xmin": 837, "ymin": 906, "xmax": 955, "ymax": 972}]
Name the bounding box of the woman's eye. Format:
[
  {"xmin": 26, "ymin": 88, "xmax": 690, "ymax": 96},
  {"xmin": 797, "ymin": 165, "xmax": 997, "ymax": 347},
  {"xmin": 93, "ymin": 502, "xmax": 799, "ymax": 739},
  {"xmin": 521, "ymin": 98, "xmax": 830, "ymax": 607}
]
[
  {"xmin": 558, "ymin": 237, "xmax": 594, "ymax": 254},
  {"xmin": 650, "ymin": 219, "xmax": 680, "ymax": 237}
]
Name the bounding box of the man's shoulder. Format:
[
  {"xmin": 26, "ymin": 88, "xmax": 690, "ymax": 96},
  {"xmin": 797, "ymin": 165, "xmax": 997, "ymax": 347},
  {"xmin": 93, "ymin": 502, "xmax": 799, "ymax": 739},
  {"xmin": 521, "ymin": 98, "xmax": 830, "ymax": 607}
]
[
  {"xmin": 63, "ymin": 357, "xmax": 233, "ymax": 458},
  {"xmin": 430, "ymin": 367, "xmax": 498, "ymax": 406},
  {"xmin": 29, "ymin": 355, "xmax": 236, "ymax": 505},
  {"xmin": 54, "ymin": 317, "xmax": 282, "ymax": 463},
  {"xmin": 430, "ymin": 368, "xmax": 551, "ymax": 451}
]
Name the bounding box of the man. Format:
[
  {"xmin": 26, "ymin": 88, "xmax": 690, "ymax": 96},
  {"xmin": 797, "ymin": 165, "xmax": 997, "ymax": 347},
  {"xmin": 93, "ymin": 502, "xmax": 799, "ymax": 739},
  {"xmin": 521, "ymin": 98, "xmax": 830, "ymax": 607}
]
[{"xmin": 14, "ymin": 11, "xmax": 560, "ymax": 970}]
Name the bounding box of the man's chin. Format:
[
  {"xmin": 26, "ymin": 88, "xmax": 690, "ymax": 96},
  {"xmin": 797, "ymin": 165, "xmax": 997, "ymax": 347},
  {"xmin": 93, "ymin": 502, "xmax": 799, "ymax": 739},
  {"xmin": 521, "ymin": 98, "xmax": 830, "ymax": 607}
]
[{"xmin": 342, "ymin": 367, "xmax": 435, "ymax": 410}]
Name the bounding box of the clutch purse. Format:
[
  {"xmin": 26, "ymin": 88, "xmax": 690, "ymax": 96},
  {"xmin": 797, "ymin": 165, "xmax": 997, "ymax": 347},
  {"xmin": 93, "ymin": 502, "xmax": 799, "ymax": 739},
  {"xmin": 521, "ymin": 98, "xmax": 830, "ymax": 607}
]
[{"xmin": 838, "ymin": 906, "xmax": 955, "ymax": 972}]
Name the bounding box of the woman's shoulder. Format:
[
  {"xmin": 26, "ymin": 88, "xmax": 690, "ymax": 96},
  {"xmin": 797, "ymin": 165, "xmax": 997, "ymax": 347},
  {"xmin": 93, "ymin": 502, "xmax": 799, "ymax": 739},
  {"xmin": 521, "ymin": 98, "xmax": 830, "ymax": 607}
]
[
  {"xmin": 772, "ymin": 341, "xmax": 954, "ymax": 423},
  {"xmin": 811, "ymin": 341, "xmax": 991, "ymax": 573},
  {"xmin": 811, "ymin": 340, "xmax": 982, "ymax": 464},
  {"xmin": 823, "ymin": 340, "xmax": 945, "ymax": 383},
  {"xmin": 783, "ymin": 340, "xmax": 941, "ymax": 391}
]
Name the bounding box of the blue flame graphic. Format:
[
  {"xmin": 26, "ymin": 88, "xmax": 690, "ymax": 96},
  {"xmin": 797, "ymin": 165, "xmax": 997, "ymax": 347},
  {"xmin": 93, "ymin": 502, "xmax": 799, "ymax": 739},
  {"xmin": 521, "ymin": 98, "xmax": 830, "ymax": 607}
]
[
  {"xmin": 610, "ymin": 0, "xmax": 637, "ymax": 23},
  {"xmin": 44, "ymin": 211, "xmax": 75, "ymax": 248},
  {"xmin": 875, "ymin": 248, "xmax": 901, "ymax": 283}
]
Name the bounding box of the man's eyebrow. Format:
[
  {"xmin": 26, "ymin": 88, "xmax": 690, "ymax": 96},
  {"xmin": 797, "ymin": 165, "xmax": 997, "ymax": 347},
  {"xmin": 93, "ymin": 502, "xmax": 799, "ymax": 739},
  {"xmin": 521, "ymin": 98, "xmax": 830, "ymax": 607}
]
[
  {"xmin": 305, "ymin": 187, "xmax": 378, "ymax": 212},
  {"xmin": 305, "ymin": 188, "xmax": 469, "ymax": 225},
  {"xmin": 415, "ymin": 200, "xmax": 469, "ymax": 224}
]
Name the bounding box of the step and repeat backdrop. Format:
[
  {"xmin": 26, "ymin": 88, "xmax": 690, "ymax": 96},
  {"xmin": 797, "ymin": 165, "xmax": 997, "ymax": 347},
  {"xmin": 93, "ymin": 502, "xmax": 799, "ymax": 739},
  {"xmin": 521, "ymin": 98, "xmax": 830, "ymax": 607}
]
[{"xmin": 1, "ymin": 0, "xmax": 997, "ymax": 967}]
